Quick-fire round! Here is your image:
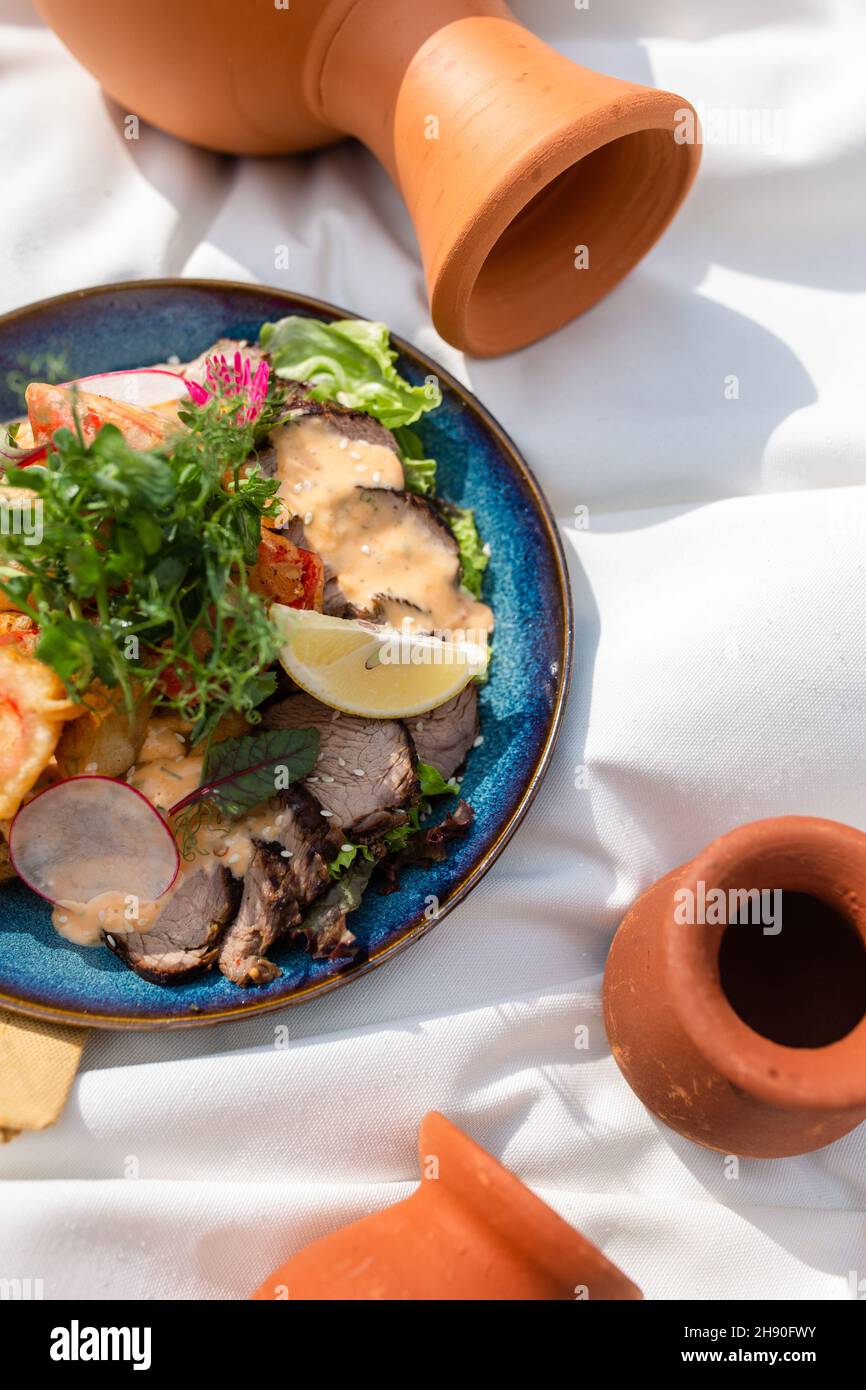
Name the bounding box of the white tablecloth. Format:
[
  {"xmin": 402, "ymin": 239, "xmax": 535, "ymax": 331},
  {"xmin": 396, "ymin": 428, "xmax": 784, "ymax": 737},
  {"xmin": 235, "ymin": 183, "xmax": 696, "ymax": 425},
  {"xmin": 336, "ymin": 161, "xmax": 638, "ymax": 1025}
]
[{"xmin": 1, "ymin": 0, "xmax": 865, "ymax": 1301}]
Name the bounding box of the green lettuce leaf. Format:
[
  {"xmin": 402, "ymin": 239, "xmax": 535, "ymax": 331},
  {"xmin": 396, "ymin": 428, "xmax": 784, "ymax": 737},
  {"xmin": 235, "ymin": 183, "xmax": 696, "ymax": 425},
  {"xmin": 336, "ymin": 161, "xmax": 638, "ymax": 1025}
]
[
  {"xmin": 393, "ymin": 425, "xmax": 437, "ymax": 496},
  {"xmin": 417, "ymin": 761, "xmax": 459, "ymax": 797},
  {"xmin": 439, "ymin": 502, "xmax": 489, "ymax": 599},
  {"xmin": 328, "ymin": 840, "xmax": 375, "ymax": 880},
  {"xmin": 259, "ymin": 316, "xmax": 441, "ymax": 430}
]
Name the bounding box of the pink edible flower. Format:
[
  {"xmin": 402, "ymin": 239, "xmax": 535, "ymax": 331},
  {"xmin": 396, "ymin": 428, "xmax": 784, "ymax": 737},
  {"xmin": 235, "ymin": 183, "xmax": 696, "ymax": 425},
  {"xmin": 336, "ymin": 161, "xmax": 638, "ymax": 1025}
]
[{"xmin": 186, "ymin": 351, "xmax": 270, "ymax": 423}]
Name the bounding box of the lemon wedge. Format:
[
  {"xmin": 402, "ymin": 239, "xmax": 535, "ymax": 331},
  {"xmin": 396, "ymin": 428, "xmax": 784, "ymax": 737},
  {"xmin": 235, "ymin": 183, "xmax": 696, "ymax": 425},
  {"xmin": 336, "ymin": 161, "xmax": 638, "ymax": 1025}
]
[{"xmin": 272, "ymin": 605, "xmax": 488, "ymax": 718}]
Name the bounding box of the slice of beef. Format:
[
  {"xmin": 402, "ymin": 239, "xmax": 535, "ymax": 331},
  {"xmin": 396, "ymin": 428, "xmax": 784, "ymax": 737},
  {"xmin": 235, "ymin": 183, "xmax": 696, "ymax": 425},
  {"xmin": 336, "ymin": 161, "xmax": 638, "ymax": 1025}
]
[
  {"xmin": 216, "ymin": 843, "xmax": 297, "ymax": 987},
  {"xmin": 314, "ymin": 490, "xmax": 467, "ymax": 627},
  {"xmin": 217, "ymin": 785, "xmax": 341, "ymax": 987},
  {"xmin": 262, "ymin": 693, "xmax": 418, "ymax": 838},
  {"xmin": 409, "ymin": 684, "xmax": 479, "ymax": 780},
  {"xmin": 105, "ymin": 866, "xmax": 239, "ymax": 985},
  {"xmin": 289, "ymin": 399, "xmax": 399, "ymax": 454},
  {"xmin": 351, "ymin": 489, "xmax": 462, "ymax": 622}
]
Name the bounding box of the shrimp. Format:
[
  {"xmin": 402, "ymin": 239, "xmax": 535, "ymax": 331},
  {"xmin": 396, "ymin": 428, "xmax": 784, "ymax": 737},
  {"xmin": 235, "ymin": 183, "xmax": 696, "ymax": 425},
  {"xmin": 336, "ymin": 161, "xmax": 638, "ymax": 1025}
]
[
  {"xmin": 0, "ymin": 646, "xmax": 78, "ymax": 820},
  {"xmin": 25, "ymin": 383, "xmax": 172, "ymax": 451}
]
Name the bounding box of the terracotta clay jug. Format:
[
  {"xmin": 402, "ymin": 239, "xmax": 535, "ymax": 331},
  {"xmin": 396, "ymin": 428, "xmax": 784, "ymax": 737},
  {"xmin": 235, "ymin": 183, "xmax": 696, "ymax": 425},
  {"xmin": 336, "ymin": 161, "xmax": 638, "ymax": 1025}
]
[
  {"xmin": 604, "ymin": 817, "xmax": 866, "ymax": 1159},
  {"xmin": 33, "ymin": 0, "xmax": 701, "ymax": 357},
  {"xmin": 252, "ymin": 1111, "xmax": 641, "ymax": 1300}
]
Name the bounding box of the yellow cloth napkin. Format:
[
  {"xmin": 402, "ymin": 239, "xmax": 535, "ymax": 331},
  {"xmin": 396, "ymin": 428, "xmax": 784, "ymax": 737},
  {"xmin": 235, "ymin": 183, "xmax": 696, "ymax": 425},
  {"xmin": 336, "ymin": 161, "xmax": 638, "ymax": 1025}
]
[{"xmin": 0, "ymin": 1009, "xmax": 86, "ymax": 1141}]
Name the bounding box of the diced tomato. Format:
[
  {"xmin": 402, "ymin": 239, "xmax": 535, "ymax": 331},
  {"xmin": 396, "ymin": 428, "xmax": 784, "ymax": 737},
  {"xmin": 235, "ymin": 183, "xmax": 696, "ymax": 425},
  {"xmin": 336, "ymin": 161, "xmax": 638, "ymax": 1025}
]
[{"xmin": 250, "ymin": 530, "xmax": 324, "ymax": 610}]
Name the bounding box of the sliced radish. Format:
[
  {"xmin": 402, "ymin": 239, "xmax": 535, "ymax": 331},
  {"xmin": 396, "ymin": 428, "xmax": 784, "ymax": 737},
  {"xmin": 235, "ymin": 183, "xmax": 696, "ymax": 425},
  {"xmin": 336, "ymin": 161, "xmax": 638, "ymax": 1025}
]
[
  {"xmin": 1, "ymin": 420, "xmax": 45, "ymax": 466},
  {"xmin": 9, "ymin": 776, "xmax": 179, "ymax": 907},
  {"xmin": 63, "ymin": 368, "xmax": 192, "ymax": 408},
  {"xmin": 0, "ymin": 441, "xmax": 46, "ymax": 466}
]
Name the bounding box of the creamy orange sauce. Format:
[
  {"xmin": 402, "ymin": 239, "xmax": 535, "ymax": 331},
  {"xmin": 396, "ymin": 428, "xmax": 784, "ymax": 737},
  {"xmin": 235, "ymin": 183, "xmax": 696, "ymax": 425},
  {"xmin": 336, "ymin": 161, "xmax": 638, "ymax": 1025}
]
[
  {"xmin": 272, "ymin": 416, "xmax": 494, "ymax": 637},
  {"xmin": 50, "ymin": 718, "xmax": 284, "ymax": 946}
]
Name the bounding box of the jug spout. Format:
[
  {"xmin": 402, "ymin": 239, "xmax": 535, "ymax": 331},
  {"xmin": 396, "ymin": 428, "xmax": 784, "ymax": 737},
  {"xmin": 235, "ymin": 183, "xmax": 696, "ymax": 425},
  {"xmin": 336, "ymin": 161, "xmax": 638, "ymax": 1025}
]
[{"xmin": 319, "ymin": 0, "xmax": 701, "ymax": 355}]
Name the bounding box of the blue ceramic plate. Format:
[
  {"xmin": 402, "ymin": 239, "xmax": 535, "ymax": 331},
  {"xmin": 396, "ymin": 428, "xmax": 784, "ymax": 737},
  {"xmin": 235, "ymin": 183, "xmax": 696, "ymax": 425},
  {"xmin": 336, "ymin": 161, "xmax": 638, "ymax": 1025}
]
[{"xmin": 0, "ymin": 281, "xmax": 571, "ymax": 1028}]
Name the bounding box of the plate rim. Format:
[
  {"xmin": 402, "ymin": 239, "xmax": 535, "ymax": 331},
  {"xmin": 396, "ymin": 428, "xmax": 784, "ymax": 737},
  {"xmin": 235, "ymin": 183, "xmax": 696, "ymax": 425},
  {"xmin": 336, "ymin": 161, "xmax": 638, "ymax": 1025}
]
[{"xmin": 0, "ymin": 277, "xmax": 573, "ymax": 1029}]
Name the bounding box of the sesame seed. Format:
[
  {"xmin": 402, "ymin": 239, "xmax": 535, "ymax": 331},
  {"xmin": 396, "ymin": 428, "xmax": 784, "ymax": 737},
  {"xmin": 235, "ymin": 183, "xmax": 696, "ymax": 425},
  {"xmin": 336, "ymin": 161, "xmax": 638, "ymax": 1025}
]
[
  {"xmin": 331, "ymin": 711, "xmax": 341, "ymax": 721},
  {"xmin": 352, "ymin": 768, "xmax": 365, "ymax": 778},
  {"xmin": 303, "ymin": 479, "xmax": 312, "ymax": 491},
  {"xmin": 98, "ymin": 910, "xmax": 106, "ymax": 924},
  {"xmin": 227, "ymin": 853, "xmax": 241, "ymax": 865},
  {"xmin": 321, "ymin": 775, "xmax": 335, "ymax": 783},
  {"xmin": 339, "ymin": 437, "xmax": 349, "ymax": 450},
  {"xmin": 416, "ymin": 721, "xmax": 425, "ymax": 731},
  {"xmin": 320, "ymin": 809, "xmax": 335, "ymax": 818},
  {"xmin": 350, "ymin": 449, "xmax": 362, "ymax": 460},
  {"xmin": 174, "ymin": 732, "xmax": 185, "ymax": 743},
  {"xmin": 372, "ymin": 471, "xmax": 382, "ymax": 483},
  {"xmin": 292, "ymin": 482, "xmax": 303, "ymax": 493},
  {"xmin": 338, "ymin": 757, "xmax": 347, "ymax": 767},
  {"xmin": 105, "ymin": 932, "xmax": 116, "ymax": 947},
  {"xmin": 307, "ymin": 776, "xmax": 320, "ymax": 783},
  {"xmin": 57, "ymin": 914, "xmax": 69, "ymax": 925},
  {"xmin": 84, "ymin": 762, "xmax": 98, "ymax": 773},
  {"xmin": 360, "ymin": 543, "xmax": 371, "ymax": 555},
  {"xmin": 127, "ymin": 766, "xmax": 137, "ymax": 778},
  {"xmin": 341, "ymin": 844, "xmax": 353, "ymax": 853},
  {"xmin": 280, "ymin": 849, "xmax": 294, "ymax": 858},
  {"xmin": 354, "ymin": 463, "xmax": 367, "ymax": 473},
  {"xmin": 473, "ymin": 735, "xmax": 484, "ymax": 747},
  {"xmin": 304, "ymin": 511, "xmax": 314, "ymax": 525},
  {"xmin": 482, "ymin": 542, "xmax": 492, "ymax": 557}
]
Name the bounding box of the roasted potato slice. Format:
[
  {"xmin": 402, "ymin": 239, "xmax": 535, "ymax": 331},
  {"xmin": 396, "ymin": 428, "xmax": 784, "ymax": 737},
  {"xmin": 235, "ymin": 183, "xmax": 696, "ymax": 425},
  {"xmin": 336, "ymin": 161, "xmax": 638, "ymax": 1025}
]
[
  {"xmin": 0, "ymin": 647, "xmax": 77, "ymax": 820},
  {"xmin": 54, "ymin": 682, "xmax": 152, "ymax": 779},
  {"xmin": 0, "ymin": 613, "xmax": 39, "ymax": 655}
]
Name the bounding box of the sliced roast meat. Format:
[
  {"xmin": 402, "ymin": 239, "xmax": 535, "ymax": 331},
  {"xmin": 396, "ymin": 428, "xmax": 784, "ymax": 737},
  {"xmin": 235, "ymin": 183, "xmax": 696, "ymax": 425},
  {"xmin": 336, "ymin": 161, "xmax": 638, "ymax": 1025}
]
[
  {"xmin": 105, "ymin": 866, "xmax": 239, "ymax": 985},
  {"xmin": 290, "ymin": 399, "xmax": 399, "ymax": 454},
  {"xmin": 409, "ymin": 684, "xmax": 479, "ymax": 780},
  {"xmin": 263, "ymin": 693, "xmax": 418, "ymax": 838},
  {"xmin": 216, "ymin": 843, "xmax": 297, "ymax": 987},
  {"xmin": 217, "ymin": 785, "xmax": 341, "ymax": 987}
]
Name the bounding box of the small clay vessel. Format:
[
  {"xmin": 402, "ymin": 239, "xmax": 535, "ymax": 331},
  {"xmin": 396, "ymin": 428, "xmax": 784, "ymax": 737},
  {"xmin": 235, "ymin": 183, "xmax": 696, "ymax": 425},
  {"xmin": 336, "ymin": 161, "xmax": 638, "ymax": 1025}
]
[
  {"xmin": 604, "ymin": 817, "xmax": 866, "ymax": 1158},
  {"xmin": 33, "ymin": 0, "xmax": 700, "ymax": 356},
  {"xmin": 252, "ymin": 1111, "xmax": 641, "ymax": 1300}
]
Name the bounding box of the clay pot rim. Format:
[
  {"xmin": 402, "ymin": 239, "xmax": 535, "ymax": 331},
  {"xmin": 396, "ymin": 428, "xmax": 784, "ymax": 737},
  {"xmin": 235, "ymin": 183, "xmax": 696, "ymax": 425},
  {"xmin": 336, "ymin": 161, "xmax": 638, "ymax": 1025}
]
[
  {"xmin": 429, "ymin": 86, "xmax": 701, "ymax": 357},
  {"xmin": 665, "ymin": 816, "xmax": 866, "ymax": 1111}
]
